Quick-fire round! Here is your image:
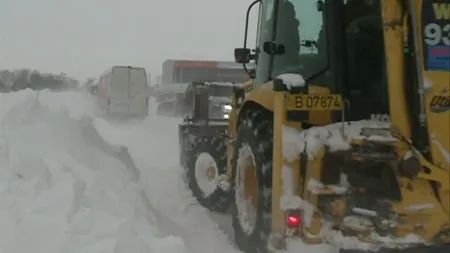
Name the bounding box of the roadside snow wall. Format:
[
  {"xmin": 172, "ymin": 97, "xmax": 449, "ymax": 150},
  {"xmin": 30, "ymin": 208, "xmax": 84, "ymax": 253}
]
[{"xmin": 0, "ymin": 90, "xmax": 186, "ymax": 253}]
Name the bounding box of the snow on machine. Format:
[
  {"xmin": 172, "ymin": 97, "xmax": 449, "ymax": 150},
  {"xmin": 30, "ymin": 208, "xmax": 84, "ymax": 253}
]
[{"xmin": 179, "ymin": 0, "xmax": 450, "ymax": 252}]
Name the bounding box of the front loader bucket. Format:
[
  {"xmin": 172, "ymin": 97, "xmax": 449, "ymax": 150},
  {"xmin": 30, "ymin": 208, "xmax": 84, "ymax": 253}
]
[{"xmin": 340, "ymin": 244, "xmax": 449, "ymax": 253}]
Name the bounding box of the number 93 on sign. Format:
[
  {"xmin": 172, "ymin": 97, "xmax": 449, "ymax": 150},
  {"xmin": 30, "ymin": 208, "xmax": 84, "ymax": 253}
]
[{"xmin": 287, "ymin": 94, "xmax": 343, "ymax": 111}]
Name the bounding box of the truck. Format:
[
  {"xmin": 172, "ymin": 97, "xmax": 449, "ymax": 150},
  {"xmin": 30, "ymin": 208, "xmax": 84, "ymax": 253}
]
[
  {"xmin": 93, "ymin": 66, "xmax": 149, "ymax": 119},
  {"xmin": 151, "ymin": 59, "xmax": 253, "ymax": 116}
]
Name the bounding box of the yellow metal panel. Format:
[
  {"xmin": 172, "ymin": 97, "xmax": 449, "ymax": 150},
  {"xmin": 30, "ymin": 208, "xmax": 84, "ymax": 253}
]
[
  {"xmin": 381, "ymin": 0, "xmax": 412, "ymax": 138},
  {"xmin": 271, "ymin": 91, "xmax": 286, "ymax": 234}
]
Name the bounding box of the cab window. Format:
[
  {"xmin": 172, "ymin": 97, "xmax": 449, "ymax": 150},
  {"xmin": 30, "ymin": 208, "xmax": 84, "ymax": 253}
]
[
  {"xmin": 343, "ymin": 0, "xmax": 388, "ymax": 118},
  {"xmin": 271, "ymin": 0, "xmax": 328, "ymax": 80}
]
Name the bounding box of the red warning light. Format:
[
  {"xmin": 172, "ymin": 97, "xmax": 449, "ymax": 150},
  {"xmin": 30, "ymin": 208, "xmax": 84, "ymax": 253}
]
[{"xmin": 287, "ymin": 215, "xmax": 301, "ymax": 227}]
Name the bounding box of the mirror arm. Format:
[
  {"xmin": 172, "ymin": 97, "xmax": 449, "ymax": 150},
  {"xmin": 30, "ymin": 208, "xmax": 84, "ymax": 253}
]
[
  {"xmin": 242, "ymin": 0, "xmax": 260, "ymax": 78},
  {"xmin": 244, "ymin": 0, "xmax": 260, "ymax": 50}
]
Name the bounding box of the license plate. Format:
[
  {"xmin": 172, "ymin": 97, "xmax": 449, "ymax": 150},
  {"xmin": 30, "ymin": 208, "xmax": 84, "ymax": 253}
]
[{"xmin": 287, "ymin": 94, "xmax": 343, "ymax": 111}]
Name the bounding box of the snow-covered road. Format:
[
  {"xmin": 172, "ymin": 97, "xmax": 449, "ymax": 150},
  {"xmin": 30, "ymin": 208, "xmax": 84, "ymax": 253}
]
[{"xmin": 0, "ymin": 89, "xmax": 239, "ymax": 253}]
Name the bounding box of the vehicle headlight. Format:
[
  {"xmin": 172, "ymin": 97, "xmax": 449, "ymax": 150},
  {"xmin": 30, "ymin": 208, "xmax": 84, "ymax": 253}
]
[{"xmin": 223, "ymin": 105, "xmax": 232, "ymax": 111}]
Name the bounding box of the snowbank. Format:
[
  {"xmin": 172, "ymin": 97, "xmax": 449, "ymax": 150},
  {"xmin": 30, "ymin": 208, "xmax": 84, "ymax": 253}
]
[
  {"xmin": 0, "ymin": 90, "xmax": 187, "ymax": 253},
  {"xmin": 0, "ymin": 89, "xmax": 97, "ymax": 120},
  {"xmin": 92, "ymin": 113, "xmax": 241, "ymax": 253}
]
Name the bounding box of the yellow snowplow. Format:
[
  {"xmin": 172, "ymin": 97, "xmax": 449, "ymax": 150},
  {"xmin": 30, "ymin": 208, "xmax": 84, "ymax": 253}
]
[{"xmin": 183, "ymin": 0, "xmax": 449, "ymax": 252}]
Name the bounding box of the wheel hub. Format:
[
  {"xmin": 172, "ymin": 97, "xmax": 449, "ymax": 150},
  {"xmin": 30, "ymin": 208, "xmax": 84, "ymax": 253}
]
[
  {"xmin": 195, "ymin": 152, "xmax": 219, "ymax": 196},
  {"xmin": 206, "ymin": 166, "xmax": 217, "ymax": 181}
]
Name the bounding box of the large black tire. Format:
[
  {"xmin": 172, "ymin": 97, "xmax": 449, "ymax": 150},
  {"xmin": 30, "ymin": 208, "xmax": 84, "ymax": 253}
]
[
  {"xmin": 185, "ymin": 135, "xmax": 232, "ymax": 213},
  {"xmin": 231, "ymin": 110, "xmax": 273, "ymax": 253}
]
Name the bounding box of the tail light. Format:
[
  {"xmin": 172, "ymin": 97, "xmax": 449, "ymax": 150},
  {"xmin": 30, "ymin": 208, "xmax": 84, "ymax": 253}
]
[
  {"xmin": 286, "ymin": 210, "xmax": 301, "ymax": 228},
  {"xmin": 106, "ymin": 96, "xmax": 111, "ymax": 104}
]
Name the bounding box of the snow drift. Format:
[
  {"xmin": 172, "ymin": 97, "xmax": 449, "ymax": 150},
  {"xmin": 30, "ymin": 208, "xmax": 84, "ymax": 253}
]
[{"xmin": 0, "ymin": 90, "xmax": 186, "ymax": 253}]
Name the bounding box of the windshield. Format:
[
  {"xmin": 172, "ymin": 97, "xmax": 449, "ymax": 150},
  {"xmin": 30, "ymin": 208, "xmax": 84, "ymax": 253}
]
[
  {"xmin": 210, "ymin": 86, "xmax": 233, "ymax": 97},
  {"xmin": 271, "ymin": 0, "xmax": 328, "ymax": 80}
]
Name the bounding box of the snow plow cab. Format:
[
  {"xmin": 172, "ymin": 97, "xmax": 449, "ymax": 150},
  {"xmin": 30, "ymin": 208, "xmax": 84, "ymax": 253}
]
[{"xmin": 197, "ymin": 0, "xmax": 450, "ymax": 252}]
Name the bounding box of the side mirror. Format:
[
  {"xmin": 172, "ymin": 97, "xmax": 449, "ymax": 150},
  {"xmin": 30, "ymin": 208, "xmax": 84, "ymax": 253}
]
[
  {"xmin": 263, "ymin": 42, "xmax": 285, "ymax": 55},
  {"xmin": 316, "ymin": 0, "xmax": 324, "ymax": 12},
  {"xmin": 234, "ymin": 48, "xmax": 252, "ymax": 63}
]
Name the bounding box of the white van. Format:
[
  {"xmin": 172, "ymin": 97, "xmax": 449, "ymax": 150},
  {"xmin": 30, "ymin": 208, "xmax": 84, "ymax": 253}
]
[{"xmin": 94, "ymin": 66, "xmax": 149, "ymax": 118}]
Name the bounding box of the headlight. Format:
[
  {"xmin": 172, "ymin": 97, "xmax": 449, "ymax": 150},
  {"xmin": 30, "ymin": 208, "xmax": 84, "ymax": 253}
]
[{"xmin": 223, "ymin": 105, "xmax": 232, "ymax": 111}]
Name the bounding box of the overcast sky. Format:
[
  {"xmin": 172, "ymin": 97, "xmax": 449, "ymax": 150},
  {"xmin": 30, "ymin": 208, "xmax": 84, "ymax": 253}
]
[{"xmin": 0, "ymin": 0, "xmax": 257, "ymax": 81}]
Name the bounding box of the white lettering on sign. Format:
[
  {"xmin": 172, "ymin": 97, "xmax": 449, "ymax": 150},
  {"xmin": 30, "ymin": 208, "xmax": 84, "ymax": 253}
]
[
  {"xmin": 432, "ymin": 3, "xmax": 450, "ymax": 20},
  {"xmin": 424, "ymin": 23, "xmax": 450, "ymax": 46}
]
